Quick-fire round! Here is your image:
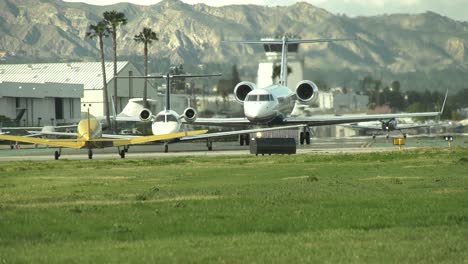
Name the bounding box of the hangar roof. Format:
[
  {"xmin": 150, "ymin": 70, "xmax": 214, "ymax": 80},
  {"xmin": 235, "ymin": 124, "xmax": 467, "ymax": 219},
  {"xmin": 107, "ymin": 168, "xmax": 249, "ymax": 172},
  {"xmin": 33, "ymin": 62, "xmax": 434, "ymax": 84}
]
[{"xmin": 0, "ymin": 61, "xmax": 129, "ymax": 90}]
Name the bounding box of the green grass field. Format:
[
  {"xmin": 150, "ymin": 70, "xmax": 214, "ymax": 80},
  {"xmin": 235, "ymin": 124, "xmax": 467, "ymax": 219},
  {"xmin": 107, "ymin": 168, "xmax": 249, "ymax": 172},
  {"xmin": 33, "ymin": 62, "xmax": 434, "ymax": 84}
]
[{"xmin": 0, "ymin": 148, "xmax": 467, "ymax": 263}]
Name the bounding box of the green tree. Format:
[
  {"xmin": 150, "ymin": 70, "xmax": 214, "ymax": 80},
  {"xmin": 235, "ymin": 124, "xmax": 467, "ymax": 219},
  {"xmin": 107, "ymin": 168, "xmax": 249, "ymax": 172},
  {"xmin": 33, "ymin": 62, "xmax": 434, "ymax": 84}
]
[
  {"xmin": 103, "ymin": 10, "xmax": 127, "ymax": 125},
  {"xmin": 134, "ymin": 27, "xmax": 159, "ymax": 108},
  {"xmin": 86, "ymin": 20, "xmax": 111, "ymax": 129}
]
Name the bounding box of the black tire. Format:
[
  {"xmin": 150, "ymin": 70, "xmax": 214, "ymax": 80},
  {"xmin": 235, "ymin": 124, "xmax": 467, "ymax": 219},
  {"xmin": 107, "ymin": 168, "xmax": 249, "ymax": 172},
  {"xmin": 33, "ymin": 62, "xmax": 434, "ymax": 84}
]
[
  {"xmin": 305, "ymin": 132, "xmax": 311, "ymax": 145},
  {"xmin": 164, "ymin": 145, "xmax": 169, "ymax": 153},
  {"xmin": 120, "ymin": 150, "xmax": 125, "ymax": 159},
  {"xmin": 88, "ymin": 149, "xmax": 93, "ymax": 159},
  {"xmin": 300, "ymin": 132, "xmax": 305, "ymax": 145},
  {"xmin": 54, "ymin": 151, "xmax": 60, "ymax": 160},
  {"xmin": 243, "ymin": 134, "xmax": 250, "ymax": 146},
  {"xmin": 208, "ymin": 145, "xmax": 213, "ymax": 151},
  {"xmin": 239, "ymin": 135, "xmax": 244, "ymax": 146}
]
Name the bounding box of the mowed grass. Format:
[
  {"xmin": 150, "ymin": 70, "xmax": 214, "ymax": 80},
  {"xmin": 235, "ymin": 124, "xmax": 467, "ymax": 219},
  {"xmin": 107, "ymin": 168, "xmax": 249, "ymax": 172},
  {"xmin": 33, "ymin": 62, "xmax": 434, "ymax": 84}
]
[{"xmin": 0, "ymin": 148, "xmax": 467, "ymax": 263}]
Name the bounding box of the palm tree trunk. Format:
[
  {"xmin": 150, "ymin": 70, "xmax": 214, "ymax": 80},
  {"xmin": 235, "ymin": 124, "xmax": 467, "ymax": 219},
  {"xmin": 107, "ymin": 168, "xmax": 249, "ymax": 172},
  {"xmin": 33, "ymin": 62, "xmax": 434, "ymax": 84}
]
[
  {"xmin": 99, "ymin": 34, "xmax": 111, "ymax": 129},
  {"xmin": 112, "ymin": 28, "xmax": 118, "ymax": 132}
]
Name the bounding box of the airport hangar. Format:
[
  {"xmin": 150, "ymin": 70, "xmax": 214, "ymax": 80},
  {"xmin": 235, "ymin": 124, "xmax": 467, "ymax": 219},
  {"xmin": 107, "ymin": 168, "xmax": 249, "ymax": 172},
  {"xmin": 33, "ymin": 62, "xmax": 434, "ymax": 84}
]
[{"xmin": 0, "ymin": 61, "xmax": 155, "ymax": 126}]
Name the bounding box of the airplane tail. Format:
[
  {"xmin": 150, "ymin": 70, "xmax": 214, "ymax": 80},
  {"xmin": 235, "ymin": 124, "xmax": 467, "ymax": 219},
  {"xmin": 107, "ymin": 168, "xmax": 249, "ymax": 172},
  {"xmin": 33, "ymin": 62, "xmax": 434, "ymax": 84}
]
[
  {"xmin": 116, "ymin": 73, "xmax": 220, "ymax": 113},
  {"xmin": 223, "ymin": 36, "xmax": 357, "ymax": 86}
]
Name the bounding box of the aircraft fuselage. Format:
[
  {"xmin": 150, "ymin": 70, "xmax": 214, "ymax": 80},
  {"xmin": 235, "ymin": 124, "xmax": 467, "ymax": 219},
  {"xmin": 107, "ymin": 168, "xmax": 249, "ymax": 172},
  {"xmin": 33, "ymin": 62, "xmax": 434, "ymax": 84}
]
[{"xmin": 243, "ymin": 84, "xmax": 295, "ymax": 123}]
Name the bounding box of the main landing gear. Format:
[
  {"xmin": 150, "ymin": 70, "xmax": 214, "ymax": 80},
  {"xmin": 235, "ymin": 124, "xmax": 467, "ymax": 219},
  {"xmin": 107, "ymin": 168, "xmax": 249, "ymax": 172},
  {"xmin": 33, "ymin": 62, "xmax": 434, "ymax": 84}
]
[
  {"xmin": 88, "ymin": 149, "xmax": 93, "ymax": 159},
  {"xmin": 239, "ymin": 133, "xmax": 250, "ymax": 146},
  {"xmin": 54, "ymin": 149, "xmax": 62, "ymax": 160},
  {"xmin": 299, "ymin": 127, "xmax": 311, "ymax": 145},
  {"xmin": 117, "ymin": 146, "xmax": 127, "ymax": 158},
  {"xmin": 164, "ymin": 143, "xmax": 169, "ymax": 153},
  {"xmin": 206, "ymin": 139, "xmax": 213, "ymax": 151}
]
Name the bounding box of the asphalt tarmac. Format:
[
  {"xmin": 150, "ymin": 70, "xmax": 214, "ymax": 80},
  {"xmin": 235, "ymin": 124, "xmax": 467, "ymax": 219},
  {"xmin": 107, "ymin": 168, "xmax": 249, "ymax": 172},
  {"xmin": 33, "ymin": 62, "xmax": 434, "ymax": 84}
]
[{"xmin": 0, "ymin": 136, "xmax": 465, "ymax": 162}]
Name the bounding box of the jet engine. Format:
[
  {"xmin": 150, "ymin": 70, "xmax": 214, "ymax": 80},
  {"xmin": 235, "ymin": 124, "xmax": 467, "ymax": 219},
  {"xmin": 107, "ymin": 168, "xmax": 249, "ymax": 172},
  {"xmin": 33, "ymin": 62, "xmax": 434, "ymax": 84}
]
[
  {"xmin": 234, "ymin": 81, "xmax": 256, "ymax": 104},
  {"xmin": 182, "ymin": 107, "xmax": 197, "ymax": 123},
  {"xmin": 139, "ymin": 108, "xmax": 153, "ymax": 122},
  {"xmin": 295, "ymin": 80, "xmax": 319, "ymax": 104}
]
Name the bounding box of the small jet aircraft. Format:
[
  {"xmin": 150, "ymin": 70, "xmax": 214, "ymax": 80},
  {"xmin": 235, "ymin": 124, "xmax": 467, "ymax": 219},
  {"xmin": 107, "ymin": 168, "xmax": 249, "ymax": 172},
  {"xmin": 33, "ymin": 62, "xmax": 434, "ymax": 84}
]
[{"xmin": 0, "ymin": 108, "xmax": 207, "ymax": 160}]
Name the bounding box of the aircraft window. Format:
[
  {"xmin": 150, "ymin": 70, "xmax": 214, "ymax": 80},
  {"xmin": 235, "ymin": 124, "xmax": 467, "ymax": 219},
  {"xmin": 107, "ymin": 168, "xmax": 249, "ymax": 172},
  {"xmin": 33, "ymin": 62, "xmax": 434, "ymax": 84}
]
[
  {"xmin": 166, "ymin": 115, "xmax": 178, "ymax": 122},
  {"xmin": 259, "ymin": 94, "xmax": 270, "ymax": 101},
  {"xmin": 155, "ymin": 115, "xmax": 165, "ymax": 122},
  {"xmin": 247, "ymin": 95, "xmax": 258, "ymax": 101}
]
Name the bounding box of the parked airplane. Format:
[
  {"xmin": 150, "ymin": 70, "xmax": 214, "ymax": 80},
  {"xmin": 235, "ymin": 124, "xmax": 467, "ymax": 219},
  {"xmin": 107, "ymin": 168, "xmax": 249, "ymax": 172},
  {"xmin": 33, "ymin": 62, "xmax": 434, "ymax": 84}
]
[
  {"xmin": 116, "ymin": 73, "xmax": 309, "ymax": 152},
  {"xmin": 342, "ymin": 119, "xmax": 433, "ymax": 139},
  {"xmin": 188, "ymin": 35, "xmax": 447, "ymax": 145},
  {"xmin": 0, "ymin": 108, "xmax": 207, "ymax": 160}
]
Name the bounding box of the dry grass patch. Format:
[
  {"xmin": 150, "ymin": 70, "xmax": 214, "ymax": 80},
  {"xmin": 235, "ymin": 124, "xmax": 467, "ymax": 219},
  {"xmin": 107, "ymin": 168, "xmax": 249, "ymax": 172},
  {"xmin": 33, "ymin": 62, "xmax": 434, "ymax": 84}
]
[{"xmin": 9, "ymin": 195, "xmax": 221, "ymax": 208}]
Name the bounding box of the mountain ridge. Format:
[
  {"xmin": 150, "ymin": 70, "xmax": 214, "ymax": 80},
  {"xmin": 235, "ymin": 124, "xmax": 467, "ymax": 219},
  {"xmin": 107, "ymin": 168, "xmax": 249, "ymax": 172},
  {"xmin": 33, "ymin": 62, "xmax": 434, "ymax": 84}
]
[{"xmin": 0, "ymin": 0, "xmax": 467, "ymax": 92}]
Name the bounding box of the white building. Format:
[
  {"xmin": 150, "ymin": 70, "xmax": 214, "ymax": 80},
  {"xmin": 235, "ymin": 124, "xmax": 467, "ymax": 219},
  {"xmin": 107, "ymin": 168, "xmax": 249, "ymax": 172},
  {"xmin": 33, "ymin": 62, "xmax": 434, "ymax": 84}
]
[{"xmin": 0, "ymin": 61, "xmax": 145, "ymax": 125}]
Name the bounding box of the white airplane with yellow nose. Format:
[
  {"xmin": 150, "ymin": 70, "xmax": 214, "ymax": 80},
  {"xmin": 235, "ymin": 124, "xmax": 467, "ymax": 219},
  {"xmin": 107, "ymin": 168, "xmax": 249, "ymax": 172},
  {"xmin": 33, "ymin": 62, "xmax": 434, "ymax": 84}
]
[{"xmin": 0, "ymin": 109, "xmax": 207, "ymax": 160}]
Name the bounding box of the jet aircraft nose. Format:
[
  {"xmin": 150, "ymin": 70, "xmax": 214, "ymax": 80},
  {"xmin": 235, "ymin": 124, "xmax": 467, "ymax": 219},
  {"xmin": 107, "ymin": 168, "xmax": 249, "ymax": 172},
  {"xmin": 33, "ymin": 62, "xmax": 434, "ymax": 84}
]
[
  {"xmin": 152, "ymin": 122, "xmax": 180, "ymax": 135},
  {"xmin": 245, "ymin": 102, "xmax": 275, "ymax": 122}
]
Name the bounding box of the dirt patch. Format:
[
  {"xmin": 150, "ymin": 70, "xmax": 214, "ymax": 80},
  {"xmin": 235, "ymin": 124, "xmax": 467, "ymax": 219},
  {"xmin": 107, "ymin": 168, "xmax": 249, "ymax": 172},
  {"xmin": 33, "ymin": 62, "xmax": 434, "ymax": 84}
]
[
  {"xmin": 10, "ymin": 195, "xmax": 221, "ymax": 208},
  {"xmin": 360, "ymin": 176, "xmax": 423, "ymax": 181},
  {"xmin": 434, "ymin": 188, "xmax": 465, "ymax": 194},
  {"xmin": 282, "ymin": 176, "xmax": 309, "ymax": 180}
]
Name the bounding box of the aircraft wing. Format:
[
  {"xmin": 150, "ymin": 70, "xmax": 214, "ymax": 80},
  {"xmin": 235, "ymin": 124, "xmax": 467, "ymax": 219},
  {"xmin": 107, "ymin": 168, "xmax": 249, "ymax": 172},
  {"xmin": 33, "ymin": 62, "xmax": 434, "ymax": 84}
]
[
  {"xmin": 109, "ymin": 130, "xmax": 208, "ymax": 147},
  {"xmin": 183, "ymin": 117, "xmax": 250, "ymax": 126},
  {"xmin": 0, "ymin": 134, "xmax": 85, "ymax": 149},
  {"xmin": 179, "ymin": 125, "xmax": 307, "ymax": 141},
  {"xmin": 341, "ymin": 123, "xmax": 382, "ymax": 130},
  {"xmin": 283, "ymin": 111, "xmax": 442, "ymax": 126},
  {"xmin": 26, "ymin": 131, "xmax": 76, "ymax": 137},
  {"xmin": 396, "ymin": 124, "xmax": 431, "ymax": 129}
]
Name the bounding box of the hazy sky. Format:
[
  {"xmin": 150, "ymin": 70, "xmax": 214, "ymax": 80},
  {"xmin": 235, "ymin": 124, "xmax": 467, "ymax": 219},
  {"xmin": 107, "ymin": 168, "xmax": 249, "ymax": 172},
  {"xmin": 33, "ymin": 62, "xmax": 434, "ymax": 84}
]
[{"xmin": 63, "ymin": 0, "xmax": 468, "ymax": 21}]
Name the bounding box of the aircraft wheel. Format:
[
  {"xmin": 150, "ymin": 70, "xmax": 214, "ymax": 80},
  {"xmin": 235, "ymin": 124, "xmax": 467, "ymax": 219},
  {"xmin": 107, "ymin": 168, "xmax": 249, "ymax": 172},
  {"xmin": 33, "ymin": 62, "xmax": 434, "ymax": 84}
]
[
  {"xmin": 208, "ymin": 145, "xmax": 212, "ymax": 151},
  {"xmin": 88, "ymin": 149, "xmax": 93, "ymax": 159},
  {"xmin": 239, "ymin": 135, "xmax": 244, "ymax": 146},
  {"xmin": 245, "ymin": 134, "xmax": 250, "ymax": 146},
  {"xmin": 299, "ymin": 132, "xmax": 305, "ymax": 145},
  {"xmin": 164, "ymin": 145, "xmax": 169, "ymax": 153},
  {"xmin": 54, "ymin": 151, "xmax": 60, "ymax": 160},
  {"xmin": 404, "ymin": 134, "xmax": 407, "ymax": 139},
  {"xmin": 120, "ymin": 150, "xmax": 125, "ymax": 159},
  {"xmin": 305, "ymin": 132, "xmax": 311, "ymax": 145}
]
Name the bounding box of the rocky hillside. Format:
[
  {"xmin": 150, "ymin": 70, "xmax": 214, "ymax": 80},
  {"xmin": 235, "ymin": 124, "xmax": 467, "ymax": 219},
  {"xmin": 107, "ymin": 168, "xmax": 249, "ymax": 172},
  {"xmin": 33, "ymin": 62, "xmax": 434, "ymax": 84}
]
[{"xmin": 0, "ymin": 0, "xmax": 467, "ymax": 91}]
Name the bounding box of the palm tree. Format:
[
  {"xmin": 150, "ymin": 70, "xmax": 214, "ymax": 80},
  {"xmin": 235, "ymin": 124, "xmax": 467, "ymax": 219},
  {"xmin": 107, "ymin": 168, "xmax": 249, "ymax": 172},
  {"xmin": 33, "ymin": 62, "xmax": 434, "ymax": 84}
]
[
  {"xmin": 103, "ymin": 10, "xmax": 127, "ymax": 126},
  {"xmin": 134, "ymin": 27, "xmax": 159, "ymax": 108},
  {"xmin": 86, "ymin": 20, "xmax": 111, "ymax": 129}
]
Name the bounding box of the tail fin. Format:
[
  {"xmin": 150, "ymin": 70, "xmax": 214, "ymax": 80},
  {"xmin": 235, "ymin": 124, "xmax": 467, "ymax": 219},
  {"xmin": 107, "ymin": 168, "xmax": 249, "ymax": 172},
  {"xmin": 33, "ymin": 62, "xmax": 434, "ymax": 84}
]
[
  {"xmin": 440, "ymin": 89, "xmax": 448, "ymax": 114},
  {"xmin": 223, "ymin": 36, "xmax": 357, "ymax": 86}
]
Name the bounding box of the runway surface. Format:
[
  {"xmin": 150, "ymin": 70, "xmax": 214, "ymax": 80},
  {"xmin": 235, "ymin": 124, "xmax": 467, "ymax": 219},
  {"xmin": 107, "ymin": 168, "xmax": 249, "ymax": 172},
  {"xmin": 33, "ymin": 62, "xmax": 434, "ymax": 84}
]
[{"xmin": 0, "ymin": 136, "xmax": 466, "ymax": 162}]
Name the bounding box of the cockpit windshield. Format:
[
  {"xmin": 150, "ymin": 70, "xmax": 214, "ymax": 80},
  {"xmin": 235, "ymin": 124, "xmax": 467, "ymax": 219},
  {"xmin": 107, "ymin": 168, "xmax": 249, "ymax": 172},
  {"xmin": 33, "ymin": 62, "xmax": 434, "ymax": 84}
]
[
  {"xmin": 166, "ymin": 115, "xmax": 178, "ymax": 122},
  {"xmin": 246, "ymin": 94, "xmax": 274, "ymax": 102},
  {"xmin": 154, "ymin": 114, "xmax": 178, "ymax": 122}
]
